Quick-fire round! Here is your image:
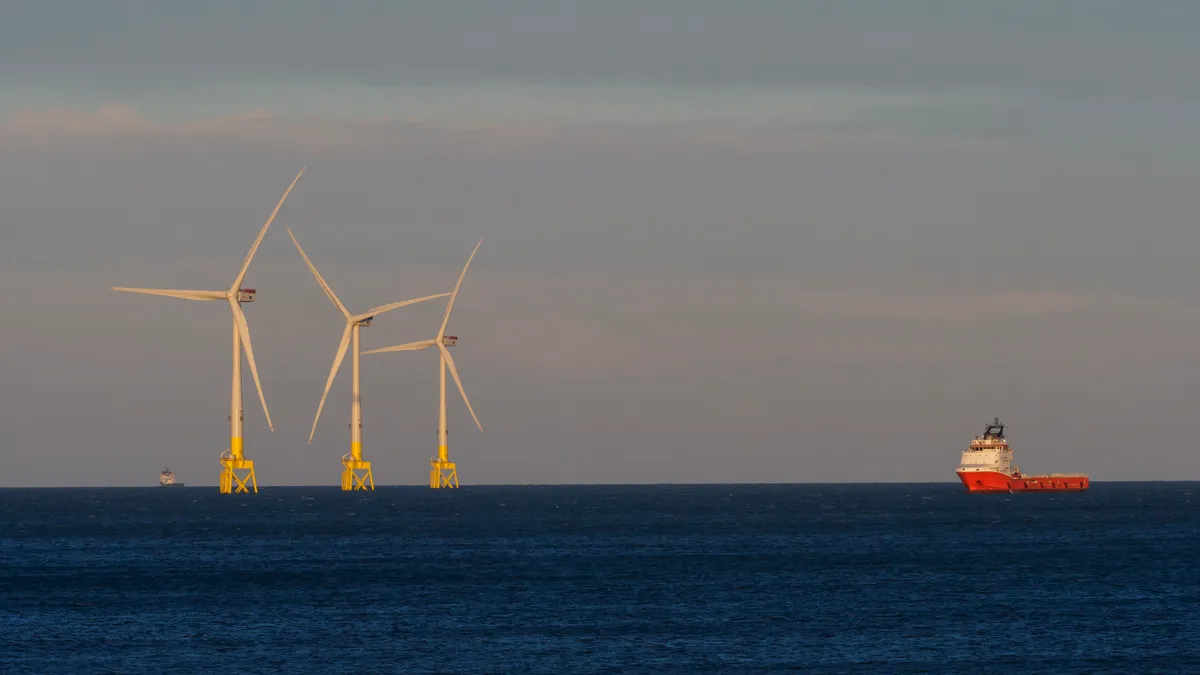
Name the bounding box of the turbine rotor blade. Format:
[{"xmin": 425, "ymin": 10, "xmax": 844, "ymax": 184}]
[
  {"xmin": 230, "ymin": 168, "xmax": 305, "ymax": 295},
  {"xmin": 439, "ymin": 240, "xmax": 483, "ymax": 339},
  {"xmin": 354, "ymin": 293, "xmax": 451, "ymax": 324},
  {"xmin": 363, "ymin": 339, "xmax": 437, "ymax": 355},
  {"xmin": 287, "ymin": 227, "xmax": 351, "ymax": 319},
  {"xmin": 230, "ymin": 300, "xmax": 273, "ymax": 431},
  {"xmin": 310, "ymin": 325, "xmax": 353, "ymax": 443},
  {"xmin": 439, "ymin": 343, "xmax": 481, "ymax": 431},
  {"xmin": 111, "ymin": 288, "xmax": 225, "ymax": 301}
]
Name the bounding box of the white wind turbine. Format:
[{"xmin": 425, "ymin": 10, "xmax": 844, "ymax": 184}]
[
  {"xmin": 112, "ymin": 168, "xmax": 305, "ymax": 494},
  {"xmin": 286, "ymin": 227, "xmax": 450, "ymax": 490},
  {"xmin": 365, "ymin": 240, "xmax": 482, "ymax": 488}
]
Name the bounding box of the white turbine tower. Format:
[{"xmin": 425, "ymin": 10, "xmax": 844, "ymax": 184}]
[
  {"xmin": 365, "ymin": 240, "xmax": 482, "ymax": 488},
  {"xmin": 286, "ymin": 227, "xmax": 450, "ymax": 490},
  {"xmin": 111, "ymin": 168, "xmax": 305, "ymax": 494}
]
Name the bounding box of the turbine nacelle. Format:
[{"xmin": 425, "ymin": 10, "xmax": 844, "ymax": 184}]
[
  {"xmin": 442, "ymin": 335, "xmax": 458, "ymax": 347},
  {"xmin": 237, "ymin": 289, "xmax": 257, "ymax": 303}
]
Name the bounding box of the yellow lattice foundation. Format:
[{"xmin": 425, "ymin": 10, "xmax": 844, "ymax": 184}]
[
  {"xmin": 219, "ymin": 449, "xmax": 257, "ymax": 494},
  {"xmin": 342, "ymin": 453, "xmax": 374, "ymax": 491},
  {"xmin": 430, "ymin": 457, "xmax": 458, "ymax": 489}
]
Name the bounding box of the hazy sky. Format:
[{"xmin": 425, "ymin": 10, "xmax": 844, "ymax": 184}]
[{"xmin": 3, "ymin": 1, "xmax": 1200, "ymax": 486}]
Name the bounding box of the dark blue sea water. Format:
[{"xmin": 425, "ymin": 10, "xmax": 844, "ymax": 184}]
[{"xmin": 1, "ymin": 483, "xmax": 1198, "ymax": 674}]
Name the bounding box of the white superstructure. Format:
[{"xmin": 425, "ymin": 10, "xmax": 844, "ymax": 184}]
[{"xmin": 956, "ymin": 417, "xmax": 1019, "ymax": 476}]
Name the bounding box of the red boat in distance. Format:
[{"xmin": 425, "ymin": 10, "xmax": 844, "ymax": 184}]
[{"xmin": 956, "ymin": 418, "xmax": 1089, "ymax": 492}]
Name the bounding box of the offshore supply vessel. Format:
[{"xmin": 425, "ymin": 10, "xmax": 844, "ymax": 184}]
[
  {"xmin": 956, "ymin": 418, "xmax": 1088, "ymax": 492},
  {"xmin": 159, "ymin": 468, "xmax": 185, "ymax": 488}
]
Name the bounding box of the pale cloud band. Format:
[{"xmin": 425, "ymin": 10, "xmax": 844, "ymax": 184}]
[{"xmin": 0, "ymin": 82, "xmax": 1011, "ymax": 154}]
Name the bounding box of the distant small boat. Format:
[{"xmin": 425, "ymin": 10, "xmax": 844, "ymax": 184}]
[{"xmin": 159, "ymin": 468, "xmax": 185, "ymax": 488}]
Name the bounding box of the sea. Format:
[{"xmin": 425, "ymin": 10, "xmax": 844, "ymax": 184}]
[{"xmin": 1, "ymin": 483, "xmax": 1197, "ymax": 674}]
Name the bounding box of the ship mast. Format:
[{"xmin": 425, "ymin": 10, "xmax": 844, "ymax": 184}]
[{"xmin": 983, "ymin": 417, "xmax": 1005, "ymax": 439}]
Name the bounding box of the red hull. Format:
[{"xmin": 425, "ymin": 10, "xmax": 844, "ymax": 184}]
[{"xmin": 957, "ymin": 471, "xmax": 1089, "ymax": 492}]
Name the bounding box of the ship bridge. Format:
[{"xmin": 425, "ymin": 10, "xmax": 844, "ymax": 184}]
[{"xmin": 959, "ymin": 417, "xmax": 1015, "ymax": 475}]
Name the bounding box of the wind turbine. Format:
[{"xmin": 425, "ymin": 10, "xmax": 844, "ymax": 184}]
[
  {"xmin": 286, "ymin": 227, "xmax": 450, "ymax": 490},
  {"xmin": 365, "ymin": 241, "xmax": 482, "ymax": 488},
  {"xmin": 112, "ymin": 168, "xmax": 305, "ymax": 494}
]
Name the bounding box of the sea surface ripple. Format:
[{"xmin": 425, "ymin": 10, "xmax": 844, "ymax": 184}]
[{"xmin": 1, "ymin": 483, "xmax": 1198, "ymax": 673}]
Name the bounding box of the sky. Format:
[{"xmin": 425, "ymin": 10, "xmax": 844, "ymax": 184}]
[{"xmin": 2, "ymin": 1, "xmax": 1200, "ymax": 486}]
